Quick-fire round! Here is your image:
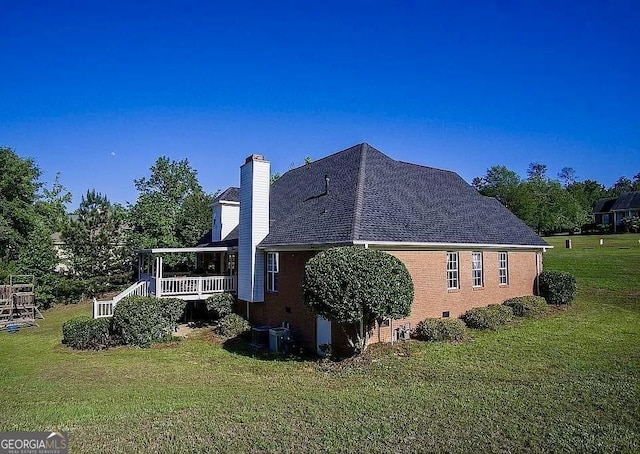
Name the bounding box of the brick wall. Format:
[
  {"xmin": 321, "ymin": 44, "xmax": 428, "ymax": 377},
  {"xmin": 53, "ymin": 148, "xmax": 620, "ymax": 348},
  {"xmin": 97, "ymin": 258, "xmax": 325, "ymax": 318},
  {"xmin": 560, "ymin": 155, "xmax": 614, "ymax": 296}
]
[
  {"xmin": 246, "ymin": 251, "xmax": 320, "ymax": 352},
  {"xmin": 241, "ymin": 248, "xmax": 541, "ymax": 353},
  {"xmin": 373, "ymin": 249, "xmax": 541, "ymax": 342}
]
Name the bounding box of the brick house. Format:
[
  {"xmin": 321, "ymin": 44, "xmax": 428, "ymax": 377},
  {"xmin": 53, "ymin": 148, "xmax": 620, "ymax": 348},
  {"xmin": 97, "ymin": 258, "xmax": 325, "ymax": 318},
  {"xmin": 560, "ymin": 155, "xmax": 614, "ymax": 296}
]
[{"xmin": 221, "ymin": 143, "xmax": 550, "ymax": 354}]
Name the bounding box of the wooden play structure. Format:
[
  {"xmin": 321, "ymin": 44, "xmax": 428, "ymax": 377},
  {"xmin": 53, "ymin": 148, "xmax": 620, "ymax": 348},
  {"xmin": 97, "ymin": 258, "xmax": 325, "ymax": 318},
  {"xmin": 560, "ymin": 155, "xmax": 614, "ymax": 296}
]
[{"xmin": 0, "ymin": 275, "xmax": 43, "ymax": 330}]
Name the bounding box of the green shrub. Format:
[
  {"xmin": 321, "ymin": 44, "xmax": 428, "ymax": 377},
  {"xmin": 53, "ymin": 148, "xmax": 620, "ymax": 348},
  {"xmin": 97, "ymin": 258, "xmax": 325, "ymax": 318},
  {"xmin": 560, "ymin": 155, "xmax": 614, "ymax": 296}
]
[
  {"xmin": 461, "ymin": 304, "xmax": 513, "ymax": 330},
  {"xmin": 62, "ymin": 316, "xmax": 111, "ymax": 350},
  {"xmin": 213, "ymin": 314, "xmax": 251, "ymax": 338},
  {"xmin": 111, "ymin": 296, "xmax": 171, "ymax": 347},
  {"xmin": 538, "ymin": 271, "xmax": 577, "ymax": 305},
  {"xmin": 206, "ymin": 293, "xmax": 235, "ymax": 320},
  {"xmin": 160, "ymin": 298, "xmax": 188, "ymax": 331},
  {"xmin": 413, "ymin": 318, "xmax": 467, "ymax": 342},
  {"xmin": 303, "ymin": 246, "xmax": 413, "ymax": 354},
  {"xmin": 503, "ymin": 296, "xmax": 549, "ymax": 318}
]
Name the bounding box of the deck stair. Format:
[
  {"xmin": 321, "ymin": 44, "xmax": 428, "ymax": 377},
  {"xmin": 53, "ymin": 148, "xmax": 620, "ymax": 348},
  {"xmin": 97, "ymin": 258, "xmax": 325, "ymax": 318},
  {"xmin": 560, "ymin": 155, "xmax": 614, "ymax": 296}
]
[{"xmin": 93, "ymin": 280, "xmax": 148, "ymax": 318}]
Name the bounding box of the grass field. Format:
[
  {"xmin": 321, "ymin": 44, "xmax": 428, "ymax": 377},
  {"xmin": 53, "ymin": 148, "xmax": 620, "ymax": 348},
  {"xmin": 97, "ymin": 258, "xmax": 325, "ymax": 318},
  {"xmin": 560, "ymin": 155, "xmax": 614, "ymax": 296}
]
[{"xmin": 1, "ymin": 234, "xmax": 639, "ymax": 453}]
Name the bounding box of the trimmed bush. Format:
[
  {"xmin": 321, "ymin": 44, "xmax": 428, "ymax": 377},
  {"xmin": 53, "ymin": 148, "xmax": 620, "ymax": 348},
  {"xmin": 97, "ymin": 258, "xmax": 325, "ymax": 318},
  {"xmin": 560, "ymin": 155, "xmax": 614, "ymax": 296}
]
[
  {"xmin": 206, "ymin": 293, "xmax": 235, "ymax": 320},
  {"xmin": 461, "ymin": 304, "xmax": 513, "ymax": 330},
  {"xmin": 503, "ymin": 296, "xmax": 549, "ymax": 318},
  {"xmin": 160, "ymin": 298, "xmax": 188, "ymax": 331},
  {"xmin": 413, "ymin": 318, "xmax": 467, "ymax": 342},
  {"xmin": 111, "ymin": 296, "xmax": 171, "ymax": 347},
  {"xmin": 62, "ymin": 316, "xmax": 111, "ymax": 350},
  {"xmin": 538, "ymin": 271, "xmax": 577, "ymax": 305},
  {"xmin": 213, "ymin": 314, "xmax": 251, "ymax": 338}
]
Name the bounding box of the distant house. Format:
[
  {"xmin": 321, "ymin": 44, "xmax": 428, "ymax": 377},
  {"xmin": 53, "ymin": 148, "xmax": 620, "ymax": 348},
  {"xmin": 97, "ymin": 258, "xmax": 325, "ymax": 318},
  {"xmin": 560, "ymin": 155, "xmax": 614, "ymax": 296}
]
[
  {"xmin": 98, "ymin": 143, "xmax": 550, "ymax": 355},
  {"xmin": 593, "ymin": 192, "xmax": 640, "ymax": 232}
]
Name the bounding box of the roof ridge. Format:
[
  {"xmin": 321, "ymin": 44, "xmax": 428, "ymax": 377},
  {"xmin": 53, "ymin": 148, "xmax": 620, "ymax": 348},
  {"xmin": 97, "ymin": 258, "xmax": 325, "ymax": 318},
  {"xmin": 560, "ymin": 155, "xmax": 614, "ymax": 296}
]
[{"xmin": 351, "ymin": 144, "xmax": 368, "ymax": 241}]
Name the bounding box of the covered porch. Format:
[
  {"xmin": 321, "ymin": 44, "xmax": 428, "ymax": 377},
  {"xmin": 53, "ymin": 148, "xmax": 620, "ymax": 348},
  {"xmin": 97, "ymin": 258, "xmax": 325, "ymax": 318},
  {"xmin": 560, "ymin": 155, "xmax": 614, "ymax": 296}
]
[{"xmin": 138, "ymin": 246, "xmax": 237, "ymax": 300}]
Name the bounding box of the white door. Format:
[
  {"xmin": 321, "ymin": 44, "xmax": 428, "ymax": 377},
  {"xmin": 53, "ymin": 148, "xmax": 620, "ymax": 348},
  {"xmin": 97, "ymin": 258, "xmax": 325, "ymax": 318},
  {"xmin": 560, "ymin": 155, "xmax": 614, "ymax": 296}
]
[{"xmin": 316, "ymin": 316, "xmax": 332, "ymax": 356}]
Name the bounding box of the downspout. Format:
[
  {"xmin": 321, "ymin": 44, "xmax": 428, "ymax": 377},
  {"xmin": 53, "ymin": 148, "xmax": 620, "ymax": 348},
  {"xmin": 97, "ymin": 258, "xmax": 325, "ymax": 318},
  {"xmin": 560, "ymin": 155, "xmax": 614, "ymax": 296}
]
[{"xmin": 535, "ymin": 251, "xmax": 541, "ymax": 295}]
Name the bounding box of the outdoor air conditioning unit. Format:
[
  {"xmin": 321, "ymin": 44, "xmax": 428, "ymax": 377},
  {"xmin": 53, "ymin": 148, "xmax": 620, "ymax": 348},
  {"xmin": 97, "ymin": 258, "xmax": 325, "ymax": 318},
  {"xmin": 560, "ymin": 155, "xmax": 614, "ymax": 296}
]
[
  {"xmin": 269, "ymin": 327, "xmax": 289, "ymax": 353},
  {"xmin": 251, "ymin": 326, "xmax": 270, "ymax": 349},
  {"xmin": 395, "ymin": 324, "xmax": 411, "ymax": 341}
]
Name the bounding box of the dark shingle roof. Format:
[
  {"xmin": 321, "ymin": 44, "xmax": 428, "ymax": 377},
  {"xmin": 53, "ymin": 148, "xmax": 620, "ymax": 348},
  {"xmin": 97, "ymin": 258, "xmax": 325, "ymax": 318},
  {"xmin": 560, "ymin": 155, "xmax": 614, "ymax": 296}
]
[
  {"xmin": 611, "ymin": 192, "xmax": 640, "ymax": 211},
  {"xmin": 593, "ymin": 197, "xmax": 617, "ymax": 213},
  {"xmin": 260, "ymin": 143, "xmax": 548, "ymax": 248},
  {"xmin": 214, "ymin": 187, "xmax": 240, "ymax": 203}
]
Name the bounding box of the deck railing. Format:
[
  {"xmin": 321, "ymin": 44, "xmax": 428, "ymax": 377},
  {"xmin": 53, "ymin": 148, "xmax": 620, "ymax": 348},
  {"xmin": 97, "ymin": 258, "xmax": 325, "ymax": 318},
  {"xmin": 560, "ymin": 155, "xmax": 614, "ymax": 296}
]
[
  {"xmin": 93, "ymin": 281, "xmax": 148, "ymax": 319},
  {"xmin": 92, "ymin": 276, "xmax": 237, "ymax": 318},
  {"xmin": 160, "ymin": 276, "xmax": 237, "ymax": 297}
]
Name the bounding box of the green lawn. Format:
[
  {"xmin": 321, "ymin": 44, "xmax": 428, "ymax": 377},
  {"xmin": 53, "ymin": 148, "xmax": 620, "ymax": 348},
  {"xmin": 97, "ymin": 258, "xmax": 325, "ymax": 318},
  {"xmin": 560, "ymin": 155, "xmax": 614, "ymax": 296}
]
[{"xmin": 1, "ymin": 234, "xmax": 639, "ymax": 453}]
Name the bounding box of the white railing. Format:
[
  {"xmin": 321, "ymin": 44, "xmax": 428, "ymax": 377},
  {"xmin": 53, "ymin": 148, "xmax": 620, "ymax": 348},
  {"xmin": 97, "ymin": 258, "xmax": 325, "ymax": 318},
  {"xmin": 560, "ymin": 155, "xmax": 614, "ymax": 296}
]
[
  {"xmin": 92, "ymin": 276, "xmax": 237, "ymax": 318},
  {"xmin": 160, "ymin": 276, "xmax": 236, "ymax": 297},
  {"xmin": 93, "ymin": 281, "xmax": 148, "ymax": 319}
]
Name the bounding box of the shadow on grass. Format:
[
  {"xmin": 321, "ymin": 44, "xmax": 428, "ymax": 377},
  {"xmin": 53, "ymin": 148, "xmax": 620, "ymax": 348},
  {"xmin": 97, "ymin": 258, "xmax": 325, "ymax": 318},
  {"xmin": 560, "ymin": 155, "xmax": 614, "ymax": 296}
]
[{"xmin": 221, "ymin": 335, "xmax": 315, "ymax": 363}]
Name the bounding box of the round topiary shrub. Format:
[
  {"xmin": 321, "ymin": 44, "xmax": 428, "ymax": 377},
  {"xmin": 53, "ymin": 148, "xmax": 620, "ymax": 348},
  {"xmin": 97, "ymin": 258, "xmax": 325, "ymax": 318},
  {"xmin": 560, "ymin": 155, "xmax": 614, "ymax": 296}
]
[
  {"xmin": 413, "ymin": 318, "xmax": 467, "ymax": 342},
  {"xmin": 111, "ymin": 296, "xmax": 171, "ymax": 347},
  {"xmin": 538, "ymin": 271, "xmax": 577, "ymax": 305},
  {"xmin": 503, "ymin": 296, "xmax": 549, "ymax": 318},
  {"xmin": 213, "ymin": 314, "xmax": 251, "ymax": 338},
  {"xmin": 303, "ymin": 246, "xmax": 414, "ymax": 353},
  {"xmin": 461, "ymin": 304, "xmax": 513, "ymax": 330},
  {"xmin": 62, "ymin": 316, "xmax": 111, "ymax": 350},
  {"xmin": 206, "ymin": 293, "xmax": 235, "ymax": 320}
]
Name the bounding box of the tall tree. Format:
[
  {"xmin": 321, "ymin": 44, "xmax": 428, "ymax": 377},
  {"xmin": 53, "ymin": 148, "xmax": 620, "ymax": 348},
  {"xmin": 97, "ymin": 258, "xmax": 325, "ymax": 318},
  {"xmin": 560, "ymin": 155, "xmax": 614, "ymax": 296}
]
[
  {"xmin": 633, "ymin": 172, "xmax": 640, "ymax": 191},
  {"xmin": 472, "ymin": 165, "xmax": 522, "ymax": 210},
  {"xmin": 0, "ymin": 147, "xmax": 70, "ymax": 306},
  {"xmin": 558, "ymin": 167, "xmax": 577, "ymax": 187},
  {"xmin": 567, "ymin": 179, "xmax": 607, "ymax": 212},
  {"xmin": 63, "ymin": 190, "xmax": 129, "ymax": 284},
  {"xmin": 609, "ymin": 176, "xmax": 633, "ymax": 197},
  {"xmin": 526, "ymin": 162, "xmax": 548, "ymax": 182},
  {"xmin": 0, "ymin": 147, "xmax": 41, "ymax": 262},
  {"xmin": 128, "ymin": 157, "xmax": 216, "ymax": 266}
]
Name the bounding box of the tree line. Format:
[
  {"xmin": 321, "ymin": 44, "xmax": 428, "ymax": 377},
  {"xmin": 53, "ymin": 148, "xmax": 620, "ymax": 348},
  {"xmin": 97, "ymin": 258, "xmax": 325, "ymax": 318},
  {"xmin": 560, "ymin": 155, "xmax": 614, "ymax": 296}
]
[
  {"xmin": 0, "ymin": 147, "xmax": 215, "ymax": 307},
  {"xmin": 472, "ymin": 163, "xmax": 640, "ymax": 235},
  {"xmin": 2, "ymin": 145, "xmax": 638, "ymax": 308}
]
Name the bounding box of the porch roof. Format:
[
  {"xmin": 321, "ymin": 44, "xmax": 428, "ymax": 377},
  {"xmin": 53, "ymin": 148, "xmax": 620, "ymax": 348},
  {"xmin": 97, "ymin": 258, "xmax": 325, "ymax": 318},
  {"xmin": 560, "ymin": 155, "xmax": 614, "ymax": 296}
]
[{"xmin": 138, "ymin": 246, "xmax": 236, "ymax": 254}]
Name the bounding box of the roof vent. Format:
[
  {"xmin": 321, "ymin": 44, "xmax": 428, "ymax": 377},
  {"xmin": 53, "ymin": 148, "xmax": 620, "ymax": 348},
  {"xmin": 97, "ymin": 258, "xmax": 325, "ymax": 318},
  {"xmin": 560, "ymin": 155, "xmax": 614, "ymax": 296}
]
[{"xmin": 324, "ymin": 175, "xmax": 330, "ymax": 194}]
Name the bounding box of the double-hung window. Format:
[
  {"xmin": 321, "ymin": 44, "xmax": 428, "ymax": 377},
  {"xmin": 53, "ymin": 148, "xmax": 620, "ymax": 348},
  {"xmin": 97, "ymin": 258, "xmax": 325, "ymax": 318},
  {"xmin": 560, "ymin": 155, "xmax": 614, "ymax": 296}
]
[
  {"xmin": 472, "ymin": 252, "xmax": 483, "ymax": 287},
  {"xmin": 446, "ymin": 252, "xmax": 459, "ymax": 290},
  {"xmin": 498, "ymin": 251, "xmax": 509, "ymax": 285},
  {"xmin": 267, "ymin": 252, "xmax": 279, "ymax": 292}
]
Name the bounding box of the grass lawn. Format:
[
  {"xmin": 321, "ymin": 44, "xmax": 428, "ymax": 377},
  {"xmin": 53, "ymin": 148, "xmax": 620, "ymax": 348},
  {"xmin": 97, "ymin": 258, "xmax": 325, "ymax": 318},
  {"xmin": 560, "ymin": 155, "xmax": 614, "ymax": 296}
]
[{"xmin": 1, "ymin": 234, "xmax": 639, "ymax": 452}]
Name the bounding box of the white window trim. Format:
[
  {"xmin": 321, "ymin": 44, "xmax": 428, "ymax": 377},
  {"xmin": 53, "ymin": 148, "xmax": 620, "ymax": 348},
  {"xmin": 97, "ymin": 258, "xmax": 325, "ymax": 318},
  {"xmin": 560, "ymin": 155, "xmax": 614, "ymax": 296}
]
[
  {"xmin": 267, "ymin": 252, "xmax": 279, "ymax": 292},
  {"xmin": 472, "ymin": 251, "xmax": 483, "ymax": 288},
  {"xmin": 499, "ymin": 251, "xmax": 509, "ymax": 285},
  {"xmin": 446, "ymin": 252, "xmax": 459, "ymax": 290}
]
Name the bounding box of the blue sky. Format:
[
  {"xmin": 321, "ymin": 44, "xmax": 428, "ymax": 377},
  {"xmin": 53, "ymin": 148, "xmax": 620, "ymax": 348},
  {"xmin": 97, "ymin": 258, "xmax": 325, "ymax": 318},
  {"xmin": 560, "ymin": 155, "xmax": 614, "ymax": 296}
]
[{"xmin": 1, "ymin": 0, "xmax": 638, "ymax": 207}]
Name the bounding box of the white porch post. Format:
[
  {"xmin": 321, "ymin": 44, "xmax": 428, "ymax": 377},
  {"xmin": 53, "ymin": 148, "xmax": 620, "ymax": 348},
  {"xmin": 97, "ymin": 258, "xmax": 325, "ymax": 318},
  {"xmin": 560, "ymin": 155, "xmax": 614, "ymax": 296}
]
[{"xmin": 155, "ymin": 256, "xmax": 163, "ymax": 298}]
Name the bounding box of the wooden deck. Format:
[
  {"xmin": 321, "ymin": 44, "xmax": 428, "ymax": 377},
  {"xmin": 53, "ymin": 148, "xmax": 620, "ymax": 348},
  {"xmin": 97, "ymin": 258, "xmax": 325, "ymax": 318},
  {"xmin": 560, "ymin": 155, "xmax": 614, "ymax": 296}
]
[{"xmin": 93, "ymin": 275, "xmax": 237, "ymax": 318}]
